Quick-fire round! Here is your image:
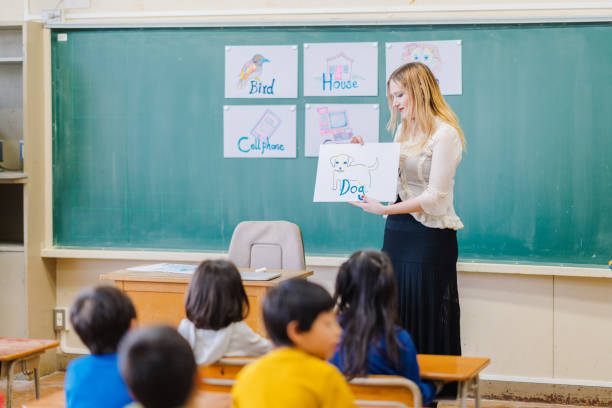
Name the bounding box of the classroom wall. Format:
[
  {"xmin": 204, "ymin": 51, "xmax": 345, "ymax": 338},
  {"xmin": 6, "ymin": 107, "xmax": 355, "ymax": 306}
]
[{"xmin": 2, "ymin": 0, "xmax": 612, "ymax": 396}]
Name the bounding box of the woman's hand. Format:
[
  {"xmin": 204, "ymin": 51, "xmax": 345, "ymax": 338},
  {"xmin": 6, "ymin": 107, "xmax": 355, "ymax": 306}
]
[
  {"xmin": 349, "ymin": 135, "xmax": 364, "ymax": 145},
  {"xmin": 349, "ymin": 196, "xmax": 387, "ymax": 215}
]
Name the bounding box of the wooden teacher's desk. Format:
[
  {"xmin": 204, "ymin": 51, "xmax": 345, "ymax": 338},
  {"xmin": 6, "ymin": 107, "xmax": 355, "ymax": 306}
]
[{"xmin": 100, "ymin": 269, "xmax": 313, "ymax": 336}]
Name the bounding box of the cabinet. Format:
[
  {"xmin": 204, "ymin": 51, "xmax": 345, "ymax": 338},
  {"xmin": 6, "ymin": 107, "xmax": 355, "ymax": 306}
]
[{"xmin": 0, "ymin": 24, "xmax": 27, "ymax": 337}]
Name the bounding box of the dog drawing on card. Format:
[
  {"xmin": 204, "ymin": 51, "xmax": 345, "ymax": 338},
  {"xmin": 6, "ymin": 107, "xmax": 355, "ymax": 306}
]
[{"xmin": 330, "ymin": 154, "xmax": 379, "ymax": 192}]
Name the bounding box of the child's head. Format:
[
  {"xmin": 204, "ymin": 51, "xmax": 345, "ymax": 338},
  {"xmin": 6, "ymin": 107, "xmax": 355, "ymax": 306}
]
[
  {"xmin": 70, "ymin": 285, "xmax": 136, "ymax": 354},
  {"xmin": 119, "ymin": 325, "xmax": 197, "ymax": 408},
  {"xmin": 185, "ymin": 259, "xmax": 249, "ymax": 330},
  {"xmin": 334, "ymin": 250, "xmax": 400, "ymax": 377},
  {"xmin": 263, "ymin": 278, "xmax": 340, "ymax": 359},
  {"xmin": 335, "ymin": 250, "xmax": 397, "ymax": 317}
]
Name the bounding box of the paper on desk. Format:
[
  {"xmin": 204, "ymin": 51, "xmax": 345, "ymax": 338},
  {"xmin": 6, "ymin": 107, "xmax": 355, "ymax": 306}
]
[{"xmin": 127, "ymin": 263, "xmax": 197, "ymax": 274}]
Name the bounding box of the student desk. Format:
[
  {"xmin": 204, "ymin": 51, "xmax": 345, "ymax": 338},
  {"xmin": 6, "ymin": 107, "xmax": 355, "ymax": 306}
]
[
  {"xmin": 418, "ymin": 354, "xmax": 490, "ymax": 408},
  {"xmin": 0, "ymin": 337, "xmax": 60, "ymax": 408},
  {"xmin": 201, "ymin": 355, "xmax": 490, "ymax": 408},
  {"xmin": 100, "ymin": 269, "xmax": 313, "ymax": 336}
]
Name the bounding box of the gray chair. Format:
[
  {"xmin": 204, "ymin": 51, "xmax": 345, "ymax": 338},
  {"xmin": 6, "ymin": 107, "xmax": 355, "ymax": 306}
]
[{"xmin": 227, "ymin": 221, "xmax": 306, "ymax": 270}]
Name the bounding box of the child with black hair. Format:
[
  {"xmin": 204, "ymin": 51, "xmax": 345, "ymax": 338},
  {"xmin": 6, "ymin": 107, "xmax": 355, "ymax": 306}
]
[
  {"xmin": 64, "ymin": 285, "xmax": 136, "ymax": 408},
  {"xmin": 330, "ymin": 250, "xmax": 437, "ymax": 406},
  {"xmin": 178, "ymin": 259, "xmax": 271, "ymax": 365},
  {"xmin": 232, "ymin": 278, "xmax": 355, "ymax": 408},
  {"xmin": 119, "ymin": 325, "xmax": 197, "ymax": 408}
]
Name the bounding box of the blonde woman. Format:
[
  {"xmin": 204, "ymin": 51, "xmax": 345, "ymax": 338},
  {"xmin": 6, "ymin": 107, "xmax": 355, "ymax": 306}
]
[{"xmin": 351, "ymin": 62, "xmax": 465, "ymax": 358}]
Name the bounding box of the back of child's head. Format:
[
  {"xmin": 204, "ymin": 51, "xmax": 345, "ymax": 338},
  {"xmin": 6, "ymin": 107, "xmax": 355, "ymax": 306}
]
[
  {"xmin": 263, "ymin": 278, "xmax": 334, "ymax": 347},
  {"xmin": 335, "ymin": 250, "xmax": 397, "ymax": 317},
  {"xmin": 119, "ymin": 325, "xmax": 196, "ymax": 408},
  {"xmin": 185, "ymin": 259, "xmax": 249, "ymax": 330},
  {"xmin": 70, "ymin": 285, "xmax": 136, "ymax": 354},
  {"xmin": 334, "ymin": 250, "xmax": 400, "ymax": 377}
]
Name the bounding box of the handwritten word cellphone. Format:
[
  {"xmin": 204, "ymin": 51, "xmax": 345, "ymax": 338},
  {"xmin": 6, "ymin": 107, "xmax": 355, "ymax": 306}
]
[{"xmin": 313, "ymin": 143, "xmax": 399, "ymax": 202}]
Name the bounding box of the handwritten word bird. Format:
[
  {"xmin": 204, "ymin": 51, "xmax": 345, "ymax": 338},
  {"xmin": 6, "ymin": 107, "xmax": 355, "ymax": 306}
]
[{"xmin": 238, "ymin": 54, "xmax": 270, "ymax": 88}]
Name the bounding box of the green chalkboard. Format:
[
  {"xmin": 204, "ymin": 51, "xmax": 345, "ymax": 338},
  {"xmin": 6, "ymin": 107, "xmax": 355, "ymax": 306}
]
[{"xmin": 52, "ymin": 24, "xmax": 612, "ymax": 265}]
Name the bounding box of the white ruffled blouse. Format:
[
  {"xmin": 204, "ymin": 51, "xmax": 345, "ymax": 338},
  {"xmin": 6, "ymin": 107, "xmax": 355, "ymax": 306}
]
[{"xmin": 394, "ymin": 118, "xmax": 464, "ymax": 230}]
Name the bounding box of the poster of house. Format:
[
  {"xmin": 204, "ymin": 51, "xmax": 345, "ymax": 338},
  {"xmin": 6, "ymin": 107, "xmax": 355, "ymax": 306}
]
[
  {"xmin": 303, "ymin": 42, "xmax": 378, "ymax": 96},
  {"xmin": 304, "ymin": 104, "xmax": 380, "ymax": 157},
  {"xmin": 223, "ymin": 105, "xmax": 296, "ymax": 158},
  {"xmin": 313, "ymin": 143, "xmax": 400, "ymax": 202},
  {"xmin": 385, "ymin": 40, "xmax": 462, "ymax": 95},
  {"xmin": 225, "ymin": 45, "xmax": 298, "ymax": 98}
]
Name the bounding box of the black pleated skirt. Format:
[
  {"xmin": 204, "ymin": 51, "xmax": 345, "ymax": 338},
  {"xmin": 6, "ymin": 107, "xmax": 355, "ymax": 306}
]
[{"xmin": 382, "ymin": 212, "xmax": 461, "ymax": 356}]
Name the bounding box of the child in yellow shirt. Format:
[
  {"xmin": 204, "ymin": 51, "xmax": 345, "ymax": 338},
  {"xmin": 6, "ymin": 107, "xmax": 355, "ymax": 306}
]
[{"xmin": 231, "ymin": 278, "xmax": 356, "ymax": 408}]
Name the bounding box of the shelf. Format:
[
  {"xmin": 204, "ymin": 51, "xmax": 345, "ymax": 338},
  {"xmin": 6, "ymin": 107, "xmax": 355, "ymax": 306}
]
[
  {"xmin": 0, "ymin": 242, "xmax": 24, "ymax": 252},
  {"xmin": 0, "ymin": 171, "xmax": 27, "ymax": 183},
  {"xmin": 0, "ymin": 57, "xmax": 23, "ymax": 63}
]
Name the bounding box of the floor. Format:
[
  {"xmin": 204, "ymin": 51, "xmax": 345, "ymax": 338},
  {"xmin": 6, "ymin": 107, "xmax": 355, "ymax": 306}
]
[{"xmin": 1, "ymin": 371, "xmax": 603, "ymax": 408}]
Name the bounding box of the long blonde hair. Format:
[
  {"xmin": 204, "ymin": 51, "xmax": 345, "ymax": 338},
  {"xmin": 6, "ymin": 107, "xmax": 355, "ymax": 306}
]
[{"xmin": 387, "ymin": 62, "xmax": 465, "ymax": 152}]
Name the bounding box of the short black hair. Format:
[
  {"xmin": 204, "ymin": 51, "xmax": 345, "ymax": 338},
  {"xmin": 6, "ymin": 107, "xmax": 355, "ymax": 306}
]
[
  {"xmin": 70, "ymin": 285, "xmax": 136, "ymax": 354},
  {"xmin": 263, "ymin": 278, "xmax": 334, "ymax": 347},
  {"xmin": 185, "ymin": 259, "xmax": 249, "ymax": 330},
  {"xmin": 119, "ymin": 326, "xmax": 197, "ymax": 408}
]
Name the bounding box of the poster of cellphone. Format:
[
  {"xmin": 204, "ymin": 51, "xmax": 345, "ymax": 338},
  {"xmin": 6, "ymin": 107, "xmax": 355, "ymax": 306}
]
[
  {"xmin": 223, "ymin": 105, "xmax": 296, "ymax": 158},
  {"xmin": 304, "ymin": 104, "xmax": 380, "ymax": 157}
]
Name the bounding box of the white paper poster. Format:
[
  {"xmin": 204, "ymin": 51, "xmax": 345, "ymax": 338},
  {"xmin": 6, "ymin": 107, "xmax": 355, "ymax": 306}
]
[
  {"xmin": 304, "ymin": 104, "xmax": 380, "ymax": 157},
  {"xmin": 225, "ymin": 45, "xmax": 298, "ymax": 99},
  {"xmin": 385, "ymin": 40, "xmax": 462, "ymax": 95},
  {"xmin": 313, "ymin": 143, "xmax": 400, "ymax": 202},
  {"xmin": 303, "ymin": 42, "xmax": 378, "ymax": 96},
  {"xmin": 224, "ymin": 105, "xmax": 296, "ymax": 158}
]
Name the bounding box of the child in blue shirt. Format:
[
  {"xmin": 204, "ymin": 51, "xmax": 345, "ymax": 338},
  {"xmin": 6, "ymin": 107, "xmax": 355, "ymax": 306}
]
[
  {"xmin": 65, "ymin": 286, "xmax": 136, "ymax": 408},
  {"xmin": 330, "ymin": 250, "xmax": 437, "ymax": 406}
]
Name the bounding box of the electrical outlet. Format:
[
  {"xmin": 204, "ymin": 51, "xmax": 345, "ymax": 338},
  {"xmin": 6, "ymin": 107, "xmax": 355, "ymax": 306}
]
[{"xmin": 53, "ymin": 308, "xmax": 67, "ymax": 331}]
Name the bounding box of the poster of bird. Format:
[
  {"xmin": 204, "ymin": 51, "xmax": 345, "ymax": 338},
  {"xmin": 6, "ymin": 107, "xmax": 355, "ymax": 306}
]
[{"xmin": 225, "ymin": 45, "xmax": 298, "ymax": 98}]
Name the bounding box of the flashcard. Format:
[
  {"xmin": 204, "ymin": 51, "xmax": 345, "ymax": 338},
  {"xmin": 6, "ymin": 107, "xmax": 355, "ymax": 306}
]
[
  {"xmin": 224, "ymin": 105, "xmax": 296, "ymax": 158},
  {"xmin": 386, "ymin": 40, "xmax": 462, "ymax": 95},
  {"xmin": 303, "ymin": 42, "xmax": 378, "ymax": 96},
  {"xmin": 225, "ymin": 45, "xmax": 298, "ymax": 98},
  {"xmin": 304, "ymin": 104, "xmax": 379, "ymax": 157},
  {"xmin": 313, "ymin": 143, "xmax": 399, "ymax": 202}
]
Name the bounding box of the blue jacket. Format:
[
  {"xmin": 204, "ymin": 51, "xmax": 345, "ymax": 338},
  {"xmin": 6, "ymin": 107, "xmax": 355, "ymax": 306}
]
[{"xmin": 330, "ymin": 327, "xmax": 436, "ymax": 405}]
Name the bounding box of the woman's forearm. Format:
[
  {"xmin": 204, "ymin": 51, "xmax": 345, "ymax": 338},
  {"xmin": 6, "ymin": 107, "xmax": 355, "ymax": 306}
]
[{"xmin": 382, "ymin": 197, "xmax": 424, "ymax": 215}]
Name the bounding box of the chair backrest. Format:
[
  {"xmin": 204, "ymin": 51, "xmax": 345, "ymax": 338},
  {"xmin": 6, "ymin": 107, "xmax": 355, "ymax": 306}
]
[
  {"xmin": 198, "ymin": 360, "xmax": 422, "ymax": 407},
  {"xmin": 349, "ymin": 375, "xmax": 423, "ymax": 408},
  {"xmin": 227, "ymin": 221, "xmax": 306, "ymax": 270},
  {"xmin": 197, "ymin": 357, "xmax": 255, "ymax": 392}
]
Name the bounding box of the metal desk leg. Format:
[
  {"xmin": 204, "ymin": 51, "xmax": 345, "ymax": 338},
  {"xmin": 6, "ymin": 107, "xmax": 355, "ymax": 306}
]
[
  {"xmin": 458, "ymin": 380, "xmax": 468, "ymax": 408},
  {"xmin": 474, "ymin": 375, "xmax": 481, "ymax": 408}
]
